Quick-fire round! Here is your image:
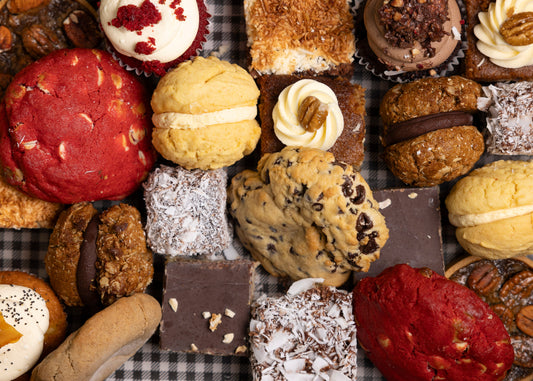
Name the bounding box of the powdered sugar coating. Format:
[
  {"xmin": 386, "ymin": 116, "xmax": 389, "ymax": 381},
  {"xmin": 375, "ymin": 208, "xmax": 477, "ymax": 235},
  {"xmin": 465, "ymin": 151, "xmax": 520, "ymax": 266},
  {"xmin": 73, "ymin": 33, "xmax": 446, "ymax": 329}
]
[
  {"xmin": 143, "ymin": 165, "xmax": 232, "ymax": 257},
  {"xmin": 478, "ymin": 82, "xmax": 533, "ymax": 155},
  {"xmin": 249, "ymin": 285, "xmax": 357, "ymax": 380}
]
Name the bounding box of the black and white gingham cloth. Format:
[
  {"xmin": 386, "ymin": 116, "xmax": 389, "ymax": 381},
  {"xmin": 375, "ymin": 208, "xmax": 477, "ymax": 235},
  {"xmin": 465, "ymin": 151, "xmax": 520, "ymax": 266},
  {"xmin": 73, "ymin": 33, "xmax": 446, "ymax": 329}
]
[{"xmin": 1, "ymin": 0, "xmax": 532, "ymax": 379}]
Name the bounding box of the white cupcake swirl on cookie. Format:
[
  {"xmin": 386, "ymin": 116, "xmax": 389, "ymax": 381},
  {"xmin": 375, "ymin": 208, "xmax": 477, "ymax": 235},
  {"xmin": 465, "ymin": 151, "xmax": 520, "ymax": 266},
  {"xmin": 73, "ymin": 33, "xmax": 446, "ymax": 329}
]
[
  {"xmin": 273, "ymin": 79, "xmax": 344, "ymax": 151},
  {"xmin": 474, "ymin": 0, "xmax": 533, "ymax": 68}
]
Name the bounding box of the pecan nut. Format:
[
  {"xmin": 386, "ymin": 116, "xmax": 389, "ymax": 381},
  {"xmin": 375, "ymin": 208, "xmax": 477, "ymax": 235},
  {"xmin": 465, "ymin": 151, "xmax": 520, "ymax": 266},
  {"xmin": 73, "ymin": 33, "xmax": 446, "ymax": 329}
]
[
  {"xmin": 517, "ymin": 305, "xmax": 533, "ymax": 336},
  {"xmin": 500, "ymin": 12, "xmax": 533, "ymax": 46},
  {"xmin": 7, "ymin": 0, "xmax": 49, "ymax": 13},
  {"xmin": 0, "ymin": 26, "xmax": 13, "ymax": 52},
  {"xmin": 466, "ymin": 262, "xmax": 503, "ymax": 297},
  {"xmin": 500, "ymin": 270, "xmax": 533, "ymax": 312},
  {"xmin": 63, "ymin": 10, "xmax": 102, "ymax": 49},
  {"xmin": 298, "ymin": 96, "xmax": 329, "ymax": 132},
  {"xmin": 21, "ymin": 24, "xmax": 66, "ymax": 59}
]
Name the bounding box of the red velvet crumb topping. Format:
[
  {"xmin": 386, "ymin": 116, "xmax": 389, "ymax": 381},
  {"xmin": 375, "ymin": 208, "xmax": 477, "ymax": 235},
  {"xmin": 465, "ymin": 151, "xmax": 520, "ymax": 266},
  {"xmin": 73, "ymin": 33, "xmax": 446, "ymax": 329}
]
[
  {"xmin": 135, "ymin": 37, "xmax": 156, "ymax": 54},
  {"xmin": 170, "ymin": 0, "xmax": 186, "ymax": 21},
  {"xmin": 111, "ymin": 0, "xmax": 162, "ymax": 31}
]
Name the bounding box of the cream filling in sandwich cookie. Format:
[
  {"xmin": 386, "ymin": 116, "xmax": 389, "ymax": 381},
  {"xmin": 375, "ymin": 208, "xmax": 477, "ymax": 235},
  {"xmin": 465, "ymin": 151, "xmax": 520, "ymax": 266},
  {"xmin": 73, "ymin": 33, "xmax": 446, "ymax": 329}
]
[
  {"xmin": 449, "ymin": 204, "xmax": 533, "ymax": 228},
  {"xmin": 474, "ymin": 0, "xmax": 533, "ymax": 68},
  {"xmin": 0, "ymin": 284, "xmax": 49, "ymax": 381},
  {"xmin": 273, "ymin": 79, "xmax": 344, "ymax": 151},
  {"xmin": 152, "ymin": 106, "xmax": 258, "ymax": 129},
  {"xmin": 100, "ymin": 0, "xmax": 200, "ymax": 63}
]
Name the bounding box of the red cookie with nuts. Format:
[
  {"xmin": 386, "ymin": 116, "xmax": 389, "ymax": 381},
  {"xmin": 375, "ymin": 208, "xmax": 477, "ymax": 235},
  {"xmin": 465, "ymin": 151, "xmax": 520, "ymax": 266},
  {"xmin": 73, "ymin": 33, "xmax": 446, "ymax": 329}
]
[
  {"xmin": 0, "ymin": 48, "xmax": 157, "ymax": 203},
  {"xmin": 353, "ymin": 264, "xmax": 514, "ymax": 381}
]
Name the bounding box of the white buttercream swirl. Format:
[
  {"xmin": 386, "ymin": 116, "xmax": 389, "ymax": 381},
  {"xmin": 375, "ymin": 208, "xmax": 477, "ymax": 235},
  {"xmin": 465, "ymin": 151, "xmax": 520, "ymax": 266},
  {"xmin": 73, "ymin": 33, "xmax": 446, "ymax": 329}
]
[
  {"xmin": 273, "ymin": 79, "xmax": 344, "ymax": 151},
  {"xmin": 474, "ymin": 0, "xmax": 533, "ymax": 68},
  {"xmin": 0, "ymin": 284, "xmax": 49, "ymax": 381},
  {"xmin": 99, "ymin": 0, "xmax": 199, "ymax": 63}
]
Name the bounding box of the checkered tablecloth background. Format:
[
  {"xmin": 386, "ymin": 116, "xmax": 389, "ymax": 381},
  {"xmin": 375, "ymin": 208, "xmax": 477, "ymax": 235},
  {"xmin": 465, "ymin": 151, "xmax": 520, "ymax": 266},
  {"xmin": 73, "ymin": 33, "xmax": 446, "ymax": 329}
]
[{"xmin": 1, "ymin": 0, "xmax": 531, "ymax": 379}]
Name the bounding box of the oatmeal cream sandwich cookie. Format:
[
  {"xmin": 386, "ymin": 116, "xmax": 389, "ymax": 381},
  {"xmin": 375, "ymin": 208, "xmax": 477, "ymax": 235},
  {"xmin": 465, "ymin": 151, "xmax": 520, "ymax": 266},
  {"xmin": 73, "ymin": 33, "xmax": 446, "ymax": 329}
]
[
  {"xmin": 228, "ymin": 146, "xmax": 389, "ymax": 287},
  {"xmin": 380, "ymin": 76, "xmax": 485, "ymax": 187}
]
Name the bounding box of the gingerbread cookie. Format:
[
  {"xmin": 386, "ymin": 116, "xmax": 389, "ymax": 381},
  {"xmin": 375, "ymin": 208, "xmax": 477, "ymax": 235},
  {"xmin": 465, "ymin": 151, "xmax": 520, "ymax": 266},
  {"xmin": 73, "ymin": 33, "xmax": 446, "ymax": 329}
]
[{"xmin": 228, "ymin": 146, "xmax": 389, "ymax": 287}]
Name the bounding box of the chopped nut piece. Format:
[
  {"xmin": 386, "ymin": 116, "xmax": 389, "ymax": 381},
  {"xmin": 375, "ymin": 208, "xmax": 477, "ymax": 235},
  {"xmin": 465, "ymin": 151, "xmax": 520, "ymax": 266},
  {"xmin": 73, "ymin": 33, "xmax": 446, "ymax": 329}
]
[
  {"xmin": 224, "ymin": 308, "xmax": 236, "ymax": 318},
  {"xmin": 202, "ymin": 311, "xmax": 212, "ymax": 319},
  {"xmin": 298, "ymin": 96, "xmax": 329, "ymax": 132},
  {"xmin": 408, "ymin": 192, "xmax": 418, "ymax": 199},
  {"xmin": 235, "ymin": 345, "xmax": 247, "ymax": 354},
  {"xmin": 168, "ymin": 298, "xmax": 178, "ymax": 312},
  {"xmin": 222, "ymin": 333, "xmax": 234, "ymax": 344},
  {"xmin": 190, "ymin": 343, "xmax": 198, "ymax": 352},
  {"xmin": 209, "ymin": 313, "xmax": 222, "ymax": 331}
]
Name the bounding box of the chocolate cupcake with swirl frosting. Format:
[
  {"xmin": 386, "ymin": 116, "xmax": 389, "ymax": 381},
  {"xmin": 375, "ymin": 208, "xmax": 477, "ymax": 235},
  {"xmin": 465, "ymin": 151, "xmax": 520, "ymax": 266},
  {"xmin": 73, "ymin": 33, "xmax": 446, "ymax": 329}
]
[
  {"xmin": 380, "ymin": 76, "xmax": 485, "ymax": 187},
  {"xmin": 354, "ymin": 0, "xmax": 466, "ymax": 81}
]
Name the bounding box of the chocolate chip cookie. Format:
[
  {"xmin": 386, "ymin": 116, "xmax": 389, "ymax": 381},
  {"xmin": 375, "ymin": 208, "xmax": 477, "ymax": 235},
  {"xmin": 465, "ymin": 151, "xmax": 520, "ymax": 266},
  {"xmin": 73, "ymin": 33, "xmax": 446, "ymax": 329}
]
[{"xmin": 227, "ymin": 146, "xmax": 389, "ymax": 287}]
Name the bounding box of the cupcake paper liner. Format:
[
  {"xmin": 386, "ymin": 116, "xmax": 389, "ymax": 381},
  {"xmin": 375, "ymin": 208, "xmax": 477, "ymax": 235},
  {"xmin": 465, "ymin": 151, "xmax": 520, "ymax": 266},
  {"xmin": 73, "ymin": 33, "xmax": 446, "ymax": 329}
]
[{"xmin": 353, "ymin": 0, "xmax": 467, "ymax": 83}]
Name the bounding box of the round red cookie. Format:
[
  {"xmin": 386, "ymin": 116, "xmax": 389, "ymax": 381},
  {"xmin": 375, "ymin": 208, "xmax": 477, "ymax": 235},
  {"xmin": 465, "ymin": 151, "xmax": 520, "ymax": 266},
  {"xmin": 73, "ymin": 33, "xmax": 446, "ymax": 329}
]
[
  {"xmin": 0, "ymin": 48, "xmax": 157, "ymax": 204},
  {"xmin": 353, "ymin": 264, "xmax": 514, "ymax": 381}
]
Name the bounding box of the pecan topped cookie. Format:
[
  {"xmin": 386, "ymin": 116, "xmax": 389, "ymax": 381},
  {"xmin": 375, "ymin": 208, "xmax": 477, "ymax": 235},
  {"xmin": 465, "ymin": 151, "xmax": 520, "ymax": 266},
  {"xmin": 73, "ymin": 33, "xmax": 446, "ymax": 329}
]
[{"xmin": 227, "ymin": 146, "xmax": 389, "ymax": 287}]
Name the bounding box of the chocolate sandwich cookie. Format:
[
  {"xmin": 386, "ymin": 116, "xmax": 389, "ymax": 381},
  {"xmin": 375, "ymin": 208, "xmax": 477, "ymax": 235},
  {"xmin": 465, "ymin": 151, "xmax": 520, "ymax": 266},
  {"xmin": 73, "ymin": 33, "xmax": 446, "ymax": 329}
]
[
  {"xmin": 380, "ymin": 76, "xmax": 485, "ymax": 187},
  {"xmin": 46, "ymin": 203, "xmax": 153, "ymax": 309}
]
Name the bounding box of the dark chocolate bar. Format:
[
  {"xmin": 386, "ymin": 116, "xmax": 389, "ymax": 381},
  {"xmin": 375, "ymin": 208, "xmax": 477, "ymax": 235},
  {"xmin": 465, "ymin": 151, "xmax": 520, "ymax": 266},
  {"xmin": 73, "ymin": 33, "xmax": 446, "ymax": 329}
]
[
  {"xmin": 160, "ymin": 259, "xmax": 257, "ymax": 356},
  {"xmin": 354, "ymin": 186, "xmax": 444, "ymax": 280}
]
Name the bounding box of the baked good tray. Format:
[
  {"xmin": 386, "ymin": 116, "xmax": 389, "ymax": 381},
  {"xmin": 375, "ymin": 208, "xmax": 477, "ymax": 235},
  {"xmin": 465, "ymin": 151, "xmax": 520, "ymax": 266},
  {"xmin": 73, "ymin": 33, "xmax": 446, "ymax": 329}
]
[{"xmin": 1, "ymin": 0, "xmax": 531, "ymax": 379}]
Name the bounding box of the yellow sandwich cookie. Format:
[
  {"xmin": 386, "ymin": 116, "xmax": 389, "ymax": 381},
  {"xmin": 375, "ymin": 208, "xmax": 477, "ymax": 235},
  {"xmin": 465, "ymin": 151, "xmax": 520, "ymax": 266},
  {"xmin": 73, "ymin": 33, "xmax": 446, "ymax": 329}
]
[
  {"xmin": 446, "ymin": 160, "xmax": 533, "ymax": 259},
  {"xmin": 151, "ymin": 56, "xmax": 261, "ymax": 170}
]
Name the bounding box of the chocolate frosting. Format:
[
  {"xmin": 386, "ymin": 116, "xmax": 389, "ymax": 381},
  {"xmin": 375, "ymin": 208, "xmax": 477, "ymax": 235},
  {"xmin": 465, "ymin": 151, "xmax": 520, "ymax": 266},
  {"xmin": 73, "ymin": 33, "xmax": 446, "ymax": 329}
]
[
  {"xmin": 383, "ymin": 111, "xmax": 474, "ymax": 147},
  {"xmin": 77, "ymin": 214, "xmax": 102, "ymax": 310}
]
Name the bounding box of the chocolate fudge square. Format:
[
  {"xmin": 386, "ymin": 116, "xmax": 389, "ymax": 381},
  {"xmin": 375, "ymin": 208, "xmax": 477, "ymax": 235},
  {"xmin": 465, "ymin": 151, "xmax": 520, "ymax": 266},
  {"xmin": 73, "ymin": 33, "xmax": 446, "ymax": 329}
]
[
  {"xmin": 354, "ymin": 186, "xmax": 444, "ymax": 281},
  {"xmin": 160, "ymin": 259, "xmax": 257, "ymax": 356},
  {"xmin": 464, "ymin": 0, "xmax": 533, "ymax": 82},
  {"xmin": 257, "ymin": 75, "xmax": 366, "ymax": 169}
]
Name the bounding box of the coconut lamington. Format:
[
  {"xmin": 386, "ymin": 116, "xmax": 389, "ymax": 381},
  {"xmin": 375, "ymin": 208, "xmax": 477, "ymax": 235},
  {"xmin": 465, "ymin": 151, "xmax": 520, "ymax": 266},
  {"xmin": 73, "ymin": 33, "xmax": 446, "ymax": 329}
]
[{"xmin": 244, "ymin": 0, "xmax": 355, "ymax": 77}]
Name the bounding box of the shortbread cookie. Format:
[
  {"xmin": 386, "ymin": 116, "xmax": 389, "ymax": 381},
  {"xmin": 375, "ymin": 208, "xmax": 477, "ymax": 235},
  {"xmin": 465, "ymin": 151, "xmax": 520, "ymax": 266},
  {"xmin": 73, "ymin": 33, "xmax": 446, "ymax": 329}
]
[
  {"xmin": 250, "ymin": 278, "xmax": 357, "ymax": 380},
  {"xmin": 143, "ymin": 165, "xmax": 232, "ymax": 257},
  {"xmin": 228, "ymin": 146, "xmax": 389, "ymax": 287},
  {"xmin": 446, "ymin": 160, "xmax": 533, "ymax": 259}
]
